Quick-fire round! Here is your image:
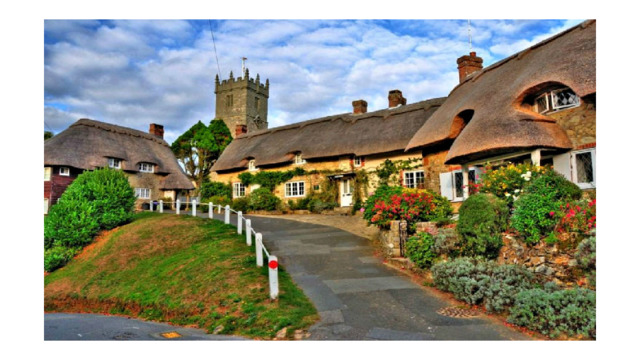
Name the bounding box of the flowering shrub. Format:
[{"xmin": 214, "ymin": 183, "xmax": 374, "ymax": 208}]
[
  {"xmin": 479, "ymin": 163, "xmax": 550, "ymax": 207},
  {"xmin": 362, "ymin": 184, "xmax": 403, "ymax": 223},
  {"xmin": 554, "ymin": 199, "xmax": 596, "ymax": 243},
  {"xmin": 368, "ymin": 190, "xmax": 452, "ymax": 229}
]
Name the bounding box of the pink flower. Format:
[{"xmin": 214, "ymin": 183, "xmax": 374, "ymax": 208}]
[
  {"xmin": 360, "ymin": 208, "xmax": 365, "ymax": 212},
  {"xmin": 549, "ymin": 211, "xmax": 555, "ymax": 216}
]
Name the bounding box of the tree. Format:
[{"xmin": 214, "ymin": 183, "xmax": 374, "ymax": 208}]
[
  {"xmin": 45, "ymin": 131, "xmax": 54, "ymax": 140},
  {"xmin": 171, "ymin": 119, "xmax": 232, "ymax": 191}
]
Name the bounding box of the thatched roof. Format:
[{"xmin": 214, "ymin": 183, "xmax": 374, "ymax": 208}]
[
  {"xmin": 406, "ymin": 20, "xmax": 596, "ymax": 164},
  {"xmin": 213, "ymin": 97, "xmax": 446, "ymax": 172},
  {"xmin": 44, "ymin": 119, "xmax": 194, "ymax": 190}
]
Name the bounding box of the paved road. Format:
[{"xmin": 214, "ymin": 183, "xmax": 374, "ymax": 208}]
[
  {"xmin": 203, "ymin": 212, "xmax": 530, "ymax": 340},
  {"xmin": 44, "ymin": 313, "xmax": 245, "ymax": 340}
]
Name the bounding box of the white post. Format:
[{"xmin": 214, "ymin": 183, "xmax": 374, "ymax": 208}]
[
  {"xmin": 192, "ymin": 199, "xmax": 197, "ymax": 217},
  {"xmin": 159, "ymin": 200, "xmax": 163, "ymax": 213},
  {"xmin": 208, "ymin": 202, "xmax": 213, "ymax": 219},
  {"xmin": 149, "ymin": 201, "xmax": 154, "ymax": 212},
  {"xmin": 531, "ymin": 149, "xmax": 542, "ymax": 166},
  {"xmin": 246, "ymin": 219, "xmax": 252, "ymax": 246},
  {"xmin": 218, "ymin": 204, "xmax": 222, "ymax": 214},
  {"xmin": 462, "ymin": 164, "xmax": 470, "ymax": 200},
  {"xmin": 256, "ymin": 233, "xmax": 264, "ymax": 267},
  {"xmin": 176, "ymin": 199, "xmax": 181, "ymax": 215},
  {"xmin": 224, "ymin": 205, "xmax": 230, "ymax": 224},
  {"xmin": 268, "ymin": 255, "xmax": 279, "ymax": 299},
  {"xmin": 237, "ymin": 211, "xmax": 243, "ymax": 234}
]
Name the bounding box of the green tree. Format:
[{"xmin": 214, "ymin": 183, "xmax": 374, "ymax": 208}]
[
  {"xmin": 45, "ymin": 131, "xmax": 54, "ymax": 140},
  {"xmin": 171, "ymin": 119, "xmax": 232, "ymax": 190}
]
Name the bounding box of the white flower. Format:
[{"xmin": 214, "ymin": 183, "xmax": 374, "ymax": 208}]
[
  {"xmin": 505, "ymin": 192, "xmax": 511, "ymax": 197},
  {"xmin": 514, "ymin": 189, "xmax": 520, "ymax": 194}
]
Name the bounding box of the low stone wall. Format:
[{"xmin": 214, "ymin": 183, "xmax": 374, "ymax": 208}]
[{"xmin": 377, "ymin": 221, "xmax": 401, "ymax": 257}]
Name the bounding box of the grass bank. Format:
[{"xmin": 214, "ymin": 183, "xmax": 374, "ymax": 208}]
[{"xmin": 44, "ymin": 212, "xmax": 318, "ymax": 339}]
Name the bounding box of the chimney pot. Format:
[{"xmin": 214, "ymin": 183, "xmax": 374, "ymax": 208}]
[
  {"xmin": 352, "ymin": 100, "xmax": 368, "ymax": 114},
  {"xmin": 457, "ymin": 52, "xmax": 483, "ymax": 83},
  {"xmin": 149, "ymin": 123, "xmax": 164, "ymax": 139},
  {"xmin": 236, "ymin": 124, "xmax": 247, "ymax": 137},
  {"xmin": 388, "ymin": 90, "xmax": 407, "ymax": 108}
]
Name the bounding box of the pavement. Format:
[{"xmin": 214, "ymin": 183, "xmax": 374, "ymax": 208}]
[{"xmin": 200, "ymin": 211, "xmax": 531, "ymax": 340}]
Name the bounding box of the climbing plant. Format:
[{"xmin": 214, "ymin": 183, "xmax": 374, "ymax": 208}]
[{"xmin": 375, "ymin": 158, "xmax": 422, "ymax": 186}]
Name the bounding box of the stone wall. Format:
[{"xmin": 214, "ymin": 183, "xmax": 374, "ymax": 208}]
[{"xmin": 548, "ymin": 98, "xmax": 596, "ymax": 148}]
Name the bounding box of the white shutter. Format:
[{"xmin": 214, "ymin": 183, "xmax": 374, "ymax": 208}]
[
  {"xmin": 439, "ymin": 172, "xmax": 454, "ymax": 201},
  {"xmin": 553, "ymin": 152, "xmax": 572, "ymax": 182}
]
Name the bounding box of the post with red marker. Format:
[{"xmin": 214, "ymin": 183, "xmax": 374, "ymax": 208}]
[{"xmin": 268, "ymin": 255, "xmax": 279, "ymax": 299}]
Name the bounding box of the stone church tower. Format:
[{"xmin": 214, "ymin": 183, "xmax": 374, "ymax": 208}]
[{"xmin": 214, "ymin": 68, "xmax": 269, "ymax": 138}]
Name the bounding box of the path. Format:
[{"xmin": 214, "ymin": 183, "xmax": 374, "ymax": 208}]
[{"xmin": 203, "ymin": 212, "xmax": 530, "ymax": 340}]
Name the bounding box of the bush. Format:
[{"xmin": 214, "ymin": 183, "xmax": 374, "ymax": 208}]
[
  {"xmin": 247, "ymin": 188, "xmax": 281, "ymax": 211},
  {"xmin": 366, "ymin": 188, "xmax": 452, "ymax": 229},
  {"xmin": 431, "ymin": 257, "xmax": 534, "ymax": 313},
  {"xmin": 200, "ymin": 181, "xmax": 232, "ymax": 199},
  {"xmin": 44, "ymin": 246, "xmax": 78, "ymax": 272},
  {"xmin": 199, "ymin": 195, "xmax": 231, "ymax": 212},
  {"xmin": 362, "ymin": 185, "xmax": 403, "ymax": 222},
  {"xmin": 44, "ymin": 200, "xmax": 101, "ymax": 249},
  {"xmin": 575, "ymin": 236, "xmax": 596, "ymax": 272},
  {"xmin": 405, "ymin": 233, "xmax": 437, "ymax": 269},
  {"xmin": 308, "ymin": 198, "xmax": 338, "ymax": 213},
  {"xmin": 456, "ymin": 193, "xmax": 509, "ymax": 258},
  {"xmin": 479, "ymin": 163, "xmax": 548, "ymax": 207},
  {"xmin": 231, "ymin": 197, "xmax": 250, "ymax": 213},
  {"xmin": 554, "ymin": 199, "xmax": 596, "ymax": 246},
  {"xmin": 507, "ymin": 285, "xmax": 596, "ymax": 338},
  {"xmin": 431, "ymin": 228, "xmax": 460, "ymax": 257}
]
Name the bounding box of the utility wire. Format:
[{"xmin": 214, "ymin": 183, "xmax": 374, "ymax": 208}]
[{"xmin": 208, "ymin": 20, "xmax": 222, "ymax": 79}]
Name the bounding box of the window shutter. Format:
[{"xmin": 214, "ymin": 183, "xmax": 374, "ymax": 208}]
[
  {"xmin": 361, "ymin": 157, "xmax": 365, "ymax": 167},
  {"xmin": 552, "ymin": 152, "xmax": 572, "ymax": 182},
  {"xmin": 439, "ymin": 172, "xmax": 454, "ymax": 200}
]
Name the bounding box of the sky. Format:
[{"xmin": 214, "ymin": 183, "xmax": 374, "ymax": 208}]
[{"xmin": 43, "ymin": 19, "xmax": 585, "ymax": 144}]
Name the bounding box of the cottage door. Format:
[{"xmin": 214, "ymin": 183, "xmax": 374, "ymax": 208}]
[{"xmin": 340, "ymin": 179, "xmax": 353, "ymax": 207}]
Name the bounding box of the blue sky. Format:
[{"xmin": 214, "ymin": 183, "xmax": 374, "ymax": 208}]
[{"xmin": 44, "ymin": 19, "xmax": 584, "ymax": 144}]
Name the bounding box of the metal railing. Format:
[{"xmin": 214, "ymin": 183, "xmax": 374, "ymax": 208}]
[{"xmin": 147, "ymin": 199, "xmax": 279, "ymax": 299}]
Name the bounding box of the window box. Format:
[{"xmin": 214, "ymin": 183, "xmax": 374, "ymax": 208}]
[{"xmin": 285, "ymin": 181, "xmax": 305, "ymax": 197}]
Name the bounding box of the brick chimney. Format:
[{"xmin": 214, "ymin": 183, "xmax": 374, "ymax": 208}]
[
  {"xmin": 388, "ymin": 90, "xmax": 406, "ymax": 108},
  {"xmin": 457, "ymin": 51, "xmax": 483, "ymax": 83},
  {"xmin": 236, "ymin": 124, "xmax": 247, "ymax": 137},
  {"xmin": 352, "ymin": 100, "xmax": 368, "ymax": 114},
  {"xmin": 149, "ymin": 123, "xmax": 164, "ymax": 139}
]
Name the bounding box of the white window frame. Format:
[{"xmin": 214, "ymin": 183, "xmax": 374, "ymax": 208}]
[
  {"xmin": 135, "ymin": 188, "xmax": 151, "ymax": 199},
  {"xmin": 439, "ymin": 166, "xmax": 479, "ymax": 202},
  {"xmin": 45, "ymin": 167, "xmax": 52, "ymax": 181},
  {"xmin": 353, "ymin": 156, "xmax": 363, "ymax": 167},
  {"xmin": 285, "ymin": 181, "xmax": 305, "ymax": 198},
  {"xmin": 534, "ymin": 87, "xmax": 580, "ymax": 114},
  {"xmin": 138, "ymin": 163, "xmax": 154, "ymax": 173},
  {"xmin": 248, "ymin": 159, "xmax": 257, "ymax": 172},
  {"xmin": 59, "ymin": 167, "xmax": 70, "ymax": 176},
  {"xmin": 403, "ymin": 170, "xmax": 425, "ymax": 189},
  {"xmin": 233, "ymin": 182, "xmax": 246, "ymax": 198},
  {"xmin": 108, "ymin": 158, "xmax": 121, "ymax": 169},
  {"xmin": 571, "ymin": 148, "xmax": 596, "ymax": 189},
  {"xmin": 294, "ymin": 153, "xmax": 306, "ymax": 165}
]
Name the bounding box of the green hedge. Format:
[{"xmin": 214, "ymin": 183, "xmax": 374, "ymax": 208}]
[
  {"xmin": 405, "ymin": 232, "xmax": 437, "ymax": 269},
  {"xmin": 457, "ymin": 193, "xmax": 509, "ymax": 258}
]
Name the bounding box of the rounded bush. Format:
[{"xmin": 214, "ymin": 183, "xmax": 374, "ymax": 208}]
[
  {"xmin": 405, "ymin": 232, "xmax": 437, "ymax": 269},
  {"xmin": 247, "ymin": 188, "xmax": 281, "ymax": 211},
  {"xmin": 456, "ymin": 193, "xmax": 509, "ymax": 258},
  {"xmin": 575, "ymin": 236, "xmax": 596, "ymax": 271},
  {"xmin": 200, "ymin": 181, "xmax": 232, "ymax": 199}
]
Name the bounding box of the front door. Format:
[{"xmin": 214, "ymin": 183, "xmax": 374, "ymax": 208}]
[{"xmin": 340, "ymin": 178, "xmax": 353, "ymax": 207}]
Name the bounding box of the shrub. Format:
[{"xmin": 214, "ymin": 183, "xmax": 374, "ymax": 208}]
[
  {"xmin": 456, "ymin": 193, "xmax": 509, "ymax": 258},
  {"xmin": 308, "ymin": 198, "xmax": 337, "ymax": 213},
  {"xmin": 199, "ymin": 195, "xmax": 231, "ymax": 212},
  {"xmin": 431, "ymin": 257, "xmax": 534, "ymax": 313},
  {"xmin": 44, "ymin": 200, "xmax": 101, "ymax": 249},
  {"xmin": 405, "ymin": 232, "xmax": 437, "ymax": 269},
  {"xmin": 44, "ymin": 246, "xmax": 78, "ymax": 272},
  {"xmin": 247, "ymin": 188, "xmax": 281, "ymax": 211},
  {"xmin": 231, "ymin": 197, "xmax": 250, "ymax": 213},
  {"xmin": 200, "ymin": 181, "xmax": 232, "ymax": 199},
  {"xmin": 367, "ymin": 189, "xmax": 452, "ymax": 229},
  {"xmin": 479, "ymin": 163, "xmax": 548, "ymax": 207},
  {"xmin": 575, "ymin": 236, "xmax": 596, "ymax": 272},
  {"xmin": 507, "ymin": 285, "xmax": 596, "ymax": 339},
  {"xmin": 554, "ymin": 199, "xmax": 596, "ymax": 246},
  {"xmin": 431, "ymin": 228, "xmax": 460, "ymax": 258},
  {"xmin": 362, "ymin": 185, "xmax": 403, "ymax": 222}
]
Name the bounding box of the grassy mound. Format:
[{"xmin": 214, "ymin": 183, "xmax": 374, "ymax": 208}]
[{"xmin": 44, "ymin": 212, "xmax": 318, "ymax": 339}]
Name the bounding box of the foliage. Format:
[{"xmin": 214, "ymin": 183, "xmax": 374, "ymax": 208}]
[
  {"xmin": 45, "ymin": 131, "xmax": 54, "ymax": 140},
  {"xmin": 368, "ymin": 190, "xmax": 452, "ymax": 229},
  {"xmin": 351, "ymin": 170, "xmax": 370, "ymax": 215},
  {"xmin": 45, "ymin": 246, "xmax": 78, "ymax": 272},
  {"xmin": 456, "ymin": 193, "xmax": 509, "ymax": 258},
  {"xmin": 375, "ymin": 158, "xmax": 422, "ymax": 186},
  {"xmin": 247, "ymin": 187, "xmax": 281, "ymax": 211},
  {"xmin": 405, "ymin": 233, "xmax": 438, "ymax": 269},
  {"xmin": 575, "ymin": 236, "xmax": 596, "ymax": 272},
  {"xmin": 507, "ymin": 285, "xmax": 596, "ymax": 339},
  {"xmin": 478, "ymin": 163, "xmax": 548, "ymax": 207},
  {"xmin": 553, "ymin": 199, "xmax": 596, "ymax": 247},
  {"xmin": 431, "ymin": 257, "xmax": 534, "ymax": 313},
  {"xmin": 198, "ymin": 196, "xmax": 232, "ymax": 212},
  {"xmin": 44, "ymin": 200, "xmax": 100, "ymax": 250},
  {"xmin": 231, "ymin": 197, "xmax": 250, "ymax": 213},
  {"xmin": 431, "ymin": 228, "xmax": 460, "ymax": 258},
  {"xmin": 362, "ymin": 185, "xmax": 403, "ymax": 223},
  {"xmin": 171, "ymin": 119, "xmax": 232, "ymax": 189},
  {"xmin": 200, "ymin": 181, "xmax": 232, "ymax": 200},
  {"xmin": 238, "ymin": 167, "xmax": 306, "ymax": 191}
]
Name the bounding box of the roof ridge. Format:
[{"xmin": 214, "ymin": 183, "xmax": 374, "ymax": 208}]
[{"xmin": 72, "ymin": 118, "xmax": 169, "ymax": 147}]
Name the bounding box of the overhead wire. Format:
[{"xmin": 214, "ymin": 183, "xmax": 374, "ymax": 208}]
[{"xmin": 208, "ymin": 20, "xmax": 222, "ymax": 80}]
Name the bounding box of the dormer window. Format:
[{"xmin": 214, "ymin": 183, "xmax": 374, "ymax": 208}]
[
  {"xmin": 248, "ymin": 159, "xmax": 257, "ymax": 171},
  {"xmin": 294, "ymin": 153, "xmax": 305, "ymax": 165},
  {"xmin": 108, "ymin": 158, "xmax": 121, "ymax": 169},
  {"xmin": 59, "ymin": 167, "xmax": 70, "ymax": 176},
  {"xmin": 353, "ymin": 156, "xmax": 364, "ymax": 167},
  {"xmin": 534, "ymin": 88, "xmax": 580, "ymax": 114},
  {"xmin": 138, "ymin": 163, "xmax": 154, "ymax": 173}
]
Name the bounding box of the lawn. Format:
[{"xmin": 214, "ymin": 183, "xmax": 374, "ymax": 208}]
[{"xmin": 44, "ymin": 212, "xmax": 319, "ymax": 339}]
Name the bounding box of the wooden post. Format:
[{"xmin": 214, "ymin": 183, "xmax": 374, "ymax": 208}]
[
  {"xmin": 237, "ymin": 211, "xmax": 243, "ymax": 234},
  {"xmin": 224, "ymin": 205, "xmax": 230, "ymax": 224},
  {"xmin": 208, "ymin": 202, "xmax": 213, "ymax": 219},
  {"xmin": 256, "ymin": 233, "xmax": 264, "ymax": 267},
  {"xmin": 176, "ymin": 199, "xmax": 181, "ymax": 215},
  {"xmin": 246, "ymin": 219, "xmax": 252, "ymax": 246}
]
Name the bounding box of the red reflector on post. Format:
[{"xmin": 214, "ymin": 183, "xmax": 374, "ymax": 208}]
[{"xmin": 268, "ymin": 260, "xmax": 278, "ymax": 269}]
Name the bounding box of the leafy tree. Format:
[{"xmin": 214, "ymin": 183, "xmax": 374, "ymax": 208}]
[
  {"xmin": 171, "ymin": 119, "xmax": 232, "ymax": 190},
  {"xmin": 45, "ymin": 131, "xmax": 54, "ymax": 140}
]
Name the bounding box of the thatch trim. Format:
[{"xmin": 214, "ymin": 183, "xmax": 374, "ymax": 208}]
[
  {"xmin": 44, "ymin": 119, "xmax": 194, "ymax": 190},
  {"xmin": 406, "ymin": 20, "xmax": 595, "ymax": 164},
  {"xmin": 213, "ymin": 97, "xmax": 446, "ymax": 171}
]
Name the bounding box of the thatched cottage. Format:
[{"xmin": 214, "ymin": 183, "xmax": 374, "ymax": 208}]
[
  {"xmin": 212, "ymin": 20, "xmax": 595, "ymax": 208},
  {"xmin": 44, "ymin": 119, "xmax": 194, "ymax": 213}
]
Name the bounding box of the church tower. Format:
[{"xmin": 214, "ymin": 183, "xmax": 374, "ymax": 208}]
[{"xmin": 214, "ymin": 67, "xmax": 269, "ymax": 138}]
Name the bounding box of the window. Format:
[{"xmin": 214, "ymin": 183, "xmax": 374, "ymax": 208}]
[
  {"xmin": 138, "ymin": 163, "xmax": 154, "ymax": 173},
  {"xmin": 439, "ymin": 167, "xmax": 479, "ymax": 202},
  {"xmin": 59, "ymin": 167, "xmax": 70, "ymax": 176},
  {"xmin": 45, "ymin": 167, "xmax": 51, "ymax": 181},
  {"xmin": 572, "ymin": 148, "xmax": 595, "ymax": 189},
  {"xmin": 534, "ymin": 88, "xmax": 580, "ymax": 114},
  {"xmin": 294, "ymin": 153, "xmax": 305, "ymax": 165},
  {"xmin": 403, "ymin": 170, "xmax": 425, "ymax": 189},
  {"xmin": 248, "ymin": 159, "xmax": 257, "ymax": 171},
  {"xmin": 285, "ymin": 181, "xmax": 305, "ymax": 197},
  {"xmin": 353, "ymin": 156, "xmax": 364, "ymax": 167},
  {"xmin": 226, "ymin": 94, "xmax": 233, "ymax": 108},
  {"xmin": 135, "ymin": 188, "xmax": 150, "ymax": 199},
  {"xmin": 108, "ymin": 158, "xmax": 121, "ymax": 169},
  {"xmin": 233, "ymin": 182, "xmax": 246, "ymax": 198},
  {"xmin": 453, "ymin": 168, "xmax": 477, "ymax": 200}
]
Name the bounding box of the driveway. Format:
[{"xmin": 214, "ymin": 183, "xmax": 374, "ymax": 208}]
[{"xmin": 202, "ymin": 212, "xmax": 530, "ymax": 340}]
